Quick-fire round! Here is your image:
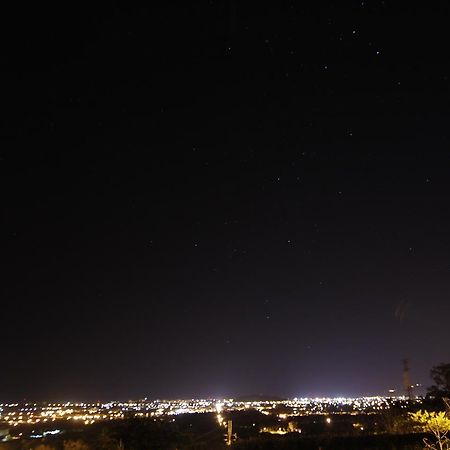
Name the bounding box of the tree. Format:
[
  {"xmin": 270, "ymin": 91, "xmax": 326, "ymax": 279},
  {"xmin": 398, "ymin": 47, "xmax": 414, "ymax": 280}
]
[
  {"xmin": 410, "ymin": 409, "xmax": 450, "ymax": 449},
  {"xmin": 95, "ymin": 427, "xmax": 118, "ymax": 450},
  {"xmin": 63, "ymin": 440, "xmax": 90, "ymax": 450},
  {"xmin": 428, "ymin": 363, "xmax": 450, "ymax": 399}
]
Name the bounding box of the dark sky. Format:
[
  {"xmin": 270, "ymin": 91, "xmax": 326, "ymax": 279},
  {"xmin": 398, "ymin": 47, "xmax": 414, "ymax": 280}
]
[{"xmin": 1, "ymin": 2, "xmax": 450, "ymax": 401}]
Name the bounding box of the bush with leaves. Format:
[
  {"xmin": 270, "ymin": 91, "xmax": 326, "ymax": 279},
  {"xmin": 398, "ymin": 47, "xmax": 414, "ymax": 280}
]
[{"xmin": 410, "ymin": 409, "xmax": 450, "ymax": 449}]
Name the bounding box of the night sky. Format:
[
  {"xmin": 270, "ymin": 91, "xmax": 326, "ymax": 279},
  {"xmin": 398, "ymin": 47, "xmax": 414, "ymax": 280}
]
[{"xmin": 2, "ymin": 2, "xmax": 450, "ymax": 402}]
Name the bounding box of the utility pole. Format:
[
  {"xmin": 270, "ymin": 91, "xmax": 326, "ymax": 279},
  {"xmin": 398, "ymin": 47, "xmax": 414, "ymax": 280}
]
[{"xmin": 227, "ymin": 419, "xmax": 233, "ymax": 446}]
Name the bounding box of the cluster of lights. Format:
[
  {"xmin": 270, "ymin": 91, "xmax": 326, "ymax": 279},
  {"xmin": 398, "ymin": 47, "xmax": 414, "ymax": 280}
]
[
  {"xmin": 0, "ymin": 403, "xmax": 125, "ymax": 427},
  {"xmin": 0, "ymin": 396, "xmax": 420, "ymax": 429},
  {"xmin": 280, "ymin": 396, "xmax": 413, "ymax": 415}
]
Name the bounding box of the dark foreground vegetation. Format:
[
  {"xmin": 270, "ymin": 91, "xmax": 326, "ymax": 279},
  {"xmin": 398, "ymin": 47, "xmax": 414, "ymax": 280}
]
[
  {"xmin": 0, "ymin": 409, "xmax": 430, "ymax": 450},
  {"xmin": 233, "ymin": 433, "xmax": 425, "ymax": 450}
]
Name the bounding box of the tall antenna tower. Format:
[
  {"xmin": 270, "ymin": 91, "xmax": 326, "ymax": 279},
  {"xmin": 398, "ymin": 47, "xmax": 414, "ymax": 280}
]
[{"xmin": 403, "ymin": 359, "xmax": 413, "ymax": 399}]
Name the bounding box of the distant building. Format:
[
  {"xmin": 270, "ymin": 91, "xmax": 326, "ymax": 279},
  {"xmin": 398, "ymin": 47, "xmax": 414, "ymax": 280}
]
[{"xmin": 260, "ymin": 421, "xmax": 301, "ymax": 435}]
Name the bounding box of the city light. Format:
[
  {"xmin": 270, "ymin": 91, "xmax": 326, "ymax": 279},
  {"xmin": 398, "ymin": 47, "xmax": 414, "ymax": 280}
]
[{"xmin": 0, "ymin": 396, "xmax": 421, "ymax": 429}]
